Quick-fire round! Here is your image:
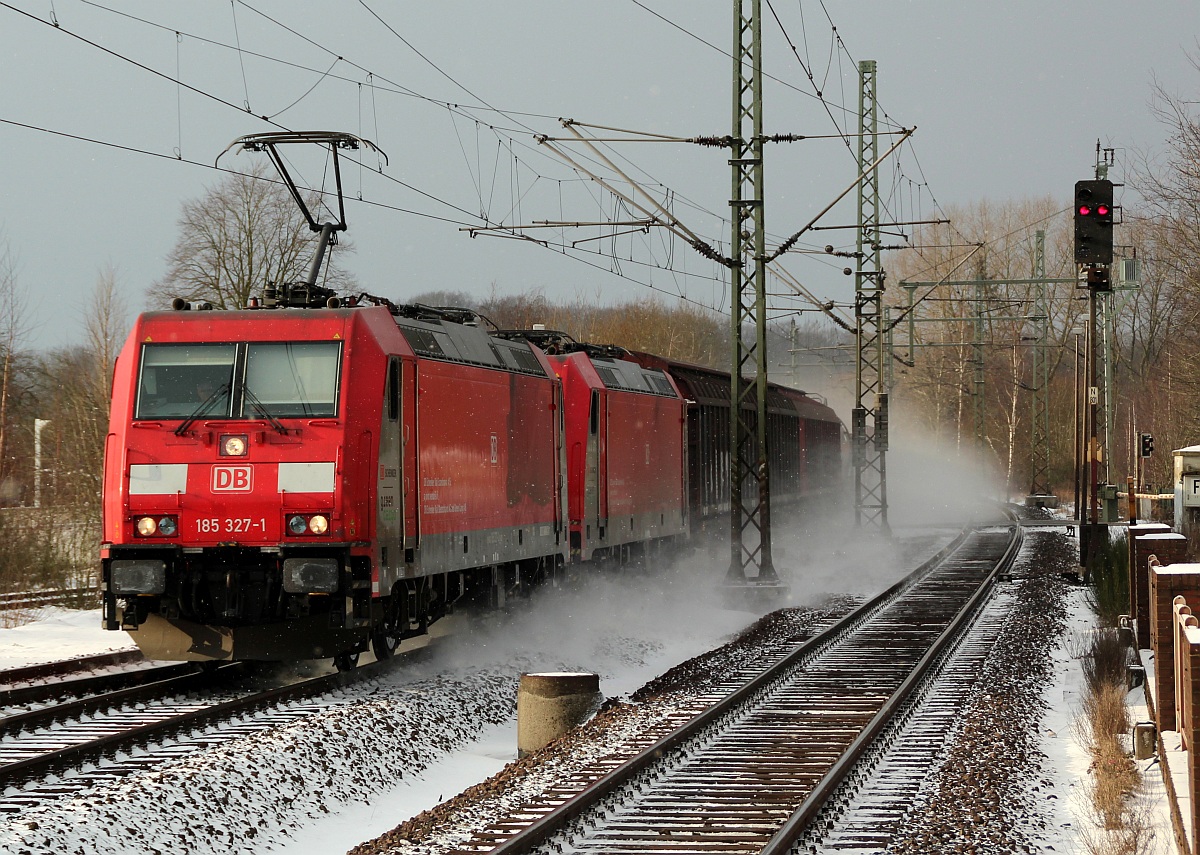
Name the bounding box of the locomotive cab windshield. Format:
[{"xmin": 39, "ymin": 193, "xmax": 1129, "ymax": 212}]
[{"xmin": 135, "ymin": 341, "xmax": 342, "ymax": 420}]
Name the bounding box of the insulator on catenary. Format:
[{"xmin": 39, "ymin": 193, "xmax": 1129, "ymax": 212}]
[{"xmin": 690, "ymin": 135, "xmax": 736, "ymax": 148}]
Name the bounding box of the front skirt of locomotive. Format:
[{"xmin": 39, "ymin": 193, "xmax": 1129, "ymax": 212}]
[
  {"xmin": 102, "ymin": 543, "xmax": 371, "ymax": 662},
  {"xmin": 124, "ymin": 612, "xmax": 365, "ymax": 662}
]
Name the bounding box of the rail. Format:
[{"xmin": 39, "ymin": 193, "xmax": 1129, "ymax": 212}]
[{"xmin": 0, "ymin": 586, "xmax": 97, "ymax": 611}]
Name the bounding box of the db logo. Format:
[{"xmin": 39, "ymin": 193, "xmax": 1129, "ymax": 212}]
[{"xmin": 211, "ymin": 465, "xmax": 253, "ymax": 492}]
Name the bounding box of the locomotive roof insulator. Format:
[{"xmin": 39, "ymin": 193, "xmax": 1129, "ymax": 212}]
[
  {"xmin": 263, "ymin": 282, "xmax": 343, "ymax": 310},
  {"xmin": 495, "ymin": 328, "xmax": 629, "ymax": 359},
  {"xmin": 169, "ymin": 298, "xmax": 213, "ymax": 311}
]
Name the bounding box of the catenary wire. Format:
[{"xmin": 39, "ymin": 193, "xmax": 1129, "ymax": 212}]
[
  {"xmin": 0, "ymin": 115, "xmax": 732, "ymax": 314},
  {"xmin": 12, "ymin": 1, "xmax": 858, "ymax": 323}
]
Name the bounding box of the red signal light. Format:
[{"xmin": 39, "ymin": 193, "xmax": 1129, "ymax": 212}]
[{"xmin": 1075, "ymin": 178, "xmax": 1114, "ymax": 264}]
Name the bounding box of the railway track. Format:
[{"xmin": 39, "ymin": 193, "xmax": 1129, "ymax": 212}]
[
  {"xmin": 0, "ymin": 650, "xmax": 186, "ymax": 708},
  {"xmin": 0, "ymin": 649, "xmax": 145, "ymax": 688},
  {"xmin": 807, "ymin": 588, "xmax": 1017, "ymax": 852},
  {"xmin": 0, "ymin": 586, "xmax": 96, "ymax": 611},
  {"xmin": 0, "ymin": 646, "xmax": 428, "ymax": 813},
  {"xmin": 446, "ymin": 522, "xmax": 1022, "ymax": 855},
  {"xmin": 1, "ymin": 653, "xmax": 202, "ymax": 740}
]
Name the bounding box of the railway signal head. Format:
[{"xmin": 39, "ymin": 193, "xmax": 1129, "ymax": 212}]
[
  {"xmin": 1141, "ymin": 432, "xmax": 1154, "ymax": 458},
  {"xmin": 1075, "ymin": 179, "xmax": 1115, "ymax": 266}
]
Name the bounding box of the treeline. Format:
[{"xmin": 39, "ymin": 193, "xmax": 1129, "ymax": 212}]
[
  {"xmin": 410, "ymin": 289, "xmax": 731, "ymax": 367},
  {"xmin": 0, "ymin": 256, "xmax": 123, "ymax": 593},
  {"xmin": 886, "ymin": 75, "xmax": 1200, "ymax": 498}
]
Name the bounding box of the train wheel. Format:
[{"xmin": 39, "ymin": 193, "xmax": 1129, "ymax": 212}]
[
  {"xmin": 333, "ymin": 651, "xmax": 359, "ymax": 672},
  {"xmin": 372, "ymin": 626, "xmax": 399, "ymax": 660},
  {"xmin": 372, "ymin": 591, "xmax": 405, "ymax": 661}
]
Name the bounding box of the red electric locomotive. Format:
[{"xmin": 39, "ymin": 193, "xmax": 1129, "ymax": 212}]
[{"xmin": 101, "ymin": 294, "xmax": 568, "ymax": 668}]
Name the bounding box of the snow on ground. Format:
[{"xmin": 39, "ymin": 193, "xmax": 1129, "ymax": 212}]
[
  {"xmin": 260, "ymin": 720, "xmax": 518, "ymax": 855},
  {"xmin": 1039, "ymin": 584, "xmax": 1110, "ymax": 851},
  {"xmin": 0, "ymin": 559, "xmax": 768, "ymax": 855},
  {"xmin": 1037, "ymin": 584, "xmax": 1178, "ymax": 854},
  {"xmin": 0, "ymin": 606, "xmax": 136, "ymax": 670}
]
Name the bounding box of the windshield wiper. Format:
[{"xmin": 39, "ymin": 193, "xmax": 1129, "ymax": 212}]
[
  {"xmin": 242, "ymin": 386, "xmax": 289, "ymax": 435},
  {"xmin": 174, "ymin": 383, "xmax": 230, "ymax": 436}
]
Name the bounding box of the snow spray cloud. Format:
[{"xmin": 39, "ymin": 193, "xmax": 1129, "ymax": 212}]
[
  {"xmin": 884, "ymin": 436, "xmax": 997, "ymax": 528},
  {"xmin": 424, "ymin": 552, "xmax": 763, "ymax": 697},
  {"xmin": 770, "ymin": 419, "xmax": 993, "ymax": 603}
]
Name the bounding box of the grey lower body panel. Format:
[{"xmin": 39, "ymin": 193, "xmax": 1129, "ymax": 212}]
[
  {"xmin": 397, "ymin": 521, "xmax": 564, "ymax": 583},
  {"xmin": 580, "ymin": 508, "xmax": 687, "ymax": 561}
]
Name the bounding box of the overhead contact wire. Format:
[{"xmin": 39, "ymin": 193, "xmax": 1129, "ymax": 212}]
[
  {"xmin": 0, "ymin": 117, "xmax": 474, "ymax": 227},
  {"xmin": 0, "ymin": 1, "xmax": 287, "ymax": 128},
  {"xmin": 13, "ymin": 2, "xmax": 739, "ymax": 313}
]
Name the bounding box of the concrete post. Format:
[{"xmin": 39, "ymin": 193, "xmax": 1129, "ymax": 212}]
[
  {"xmin": 1133, "ymin": 721, "xmax": 1157, "ymax": 760},
  {"xmin": 517, "ymin": 672, "xmax": 601, "ymax": 758}
]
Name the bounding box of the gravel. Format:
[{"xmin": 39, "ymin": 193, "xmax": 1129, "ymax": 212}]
[
  {"xmin": 351, "ymin": 602, "xmax": 853, "ymax": 855},
  {"xmin": 0, "ymin": 669, "xmax": 520, "ymax": 855},
  {"xmin": 0, "ymin": 565, "xmax": 779, "ymax": 855},
  {"xmin": 884, "ymin": 528, "xmax": 1073, "ymax": 854}
]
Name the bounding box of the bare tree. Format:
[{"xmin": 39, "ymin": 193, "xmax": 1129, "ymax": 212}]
[
  {"xmin": 86, "ymin": 264, "xmax": 127, "ymax": 403},
  {"xmin": 1125, "ymin": 60, "xmax": 1200, "ymax": 486},
  {"xmin": 22, "ymin": 268, "xmax": 127, "ymax": 509},
  {"xmin": 0, "ymin": 236, "xmax": 34, "ymax": 504},
  {"xmin": 1137, "ymin": 70, "xmax": 1200, "ymax": 301},
  {"xmin": 888, "ymin": 197, "xmax": 1082, "ymax": 494},
  {"xmin": 151, "ymin": 164, "xmax": 355, "ymax": 309}
]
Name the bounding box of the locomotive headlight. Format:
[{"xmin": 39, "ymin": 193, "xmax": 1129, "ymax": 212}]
[
  {"xmin": 282, "ymin": 557, "xmax": 339, "ymax": 594},
  {"xmin": 308, "ymin": 514, "xmax": 329, "ymax": 535},
  {"xmin": 110, "ymin": 559, "xmax": 166, "ymax": 595},
  {"xmin": 135, "ymin": 516, "xmax": 178, "ymax": 537},
  {"xmin": 287, "ymin": 514, "xmax": 308, "ymax": 535},
  {"xmin": 220, "ymin": 434, "xmax": 249, "ymax": 457}
]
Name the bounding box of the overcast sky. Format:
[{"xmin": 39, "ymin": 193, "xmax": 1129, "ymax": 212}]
[{"xmin": 1, "ymin": 1, "xmax": 1198, "ymax": 351}]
